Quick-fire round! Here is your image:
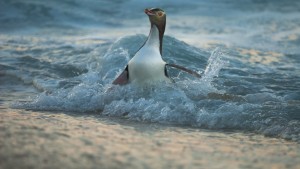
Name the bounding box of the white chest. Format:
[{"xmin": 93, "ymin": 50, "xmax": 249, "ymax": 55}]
[{"xmin": 128, "ymin": 46, "xmax": 168, "ymax": 84}]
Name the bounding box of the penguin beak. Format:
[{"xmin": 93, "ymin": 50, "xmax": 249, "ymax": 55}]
[{"xmin": 144, "ymin": 8, "xmax": 155, "ymax": 16}]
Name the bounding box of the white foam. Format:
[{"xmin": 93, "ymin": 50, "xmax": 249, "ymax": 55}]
[{"xmin": 11, "ymin": 35, "xmax": 300, "ymax": 142}]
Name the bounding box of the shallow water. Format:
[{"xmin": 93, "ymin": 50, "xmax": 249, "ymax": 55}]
[{"xmin": 1, "ymin": 0, "xmax": 300, "ymax": 142}]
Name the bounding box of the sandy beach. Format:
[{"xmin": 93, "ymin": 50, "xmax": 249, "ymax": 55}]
[{"xmin": 0, "ymin": 109, "xmax": 299, "ymax": 169}]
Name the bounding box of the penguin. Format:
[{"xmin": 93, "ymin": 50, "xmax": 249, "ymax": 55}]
[{"xmin": 113, "ymin": 8, "xmax": 201, "ymax": 85}]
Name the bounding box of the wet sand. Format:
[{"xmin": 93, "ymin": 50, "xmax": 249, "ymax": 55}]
[{"xmin": 0, "ymin": 109, "xmax": 299, "ymax": 169}]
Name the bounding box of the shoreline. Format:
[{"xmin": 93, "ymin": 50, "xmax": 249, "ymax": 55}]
[{"xmin": 0, "ymin": 109, "xmax": 299, "ymax": 169}]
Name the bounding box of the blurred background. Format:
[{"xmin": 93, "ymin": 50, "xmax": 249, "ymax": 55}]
[{"xmin": 1, "ymin": 0, "xmax": 300, "ymax": 52}]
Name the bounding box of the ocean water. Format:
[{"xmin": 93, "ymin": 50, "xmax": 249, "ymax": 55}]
[{"xmin": 1, "ymin": 0, "xmax": 300, "ymax": 142}]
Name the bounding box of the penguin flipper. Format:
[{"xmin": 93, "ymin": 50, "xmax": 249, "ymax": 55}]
[
  {"xmin": 166, "ymin": 63, "xmax": 201, "ymax": 78},
  {"xmin": 112, "ymin": 66, "xmax": 129, "ymax": 85}
]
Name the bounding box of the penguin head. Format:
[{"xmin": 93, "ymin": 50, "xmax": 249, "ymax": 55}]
[{"xmin": 144, "ymin": 8, "xmax": 166, "ymax": 27}]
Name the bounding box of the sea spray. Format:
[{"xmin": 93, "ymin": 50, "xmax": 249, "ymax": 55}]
[{"xmin": 9, "ymin": 34, "xmax": 300, "ymax": 142}]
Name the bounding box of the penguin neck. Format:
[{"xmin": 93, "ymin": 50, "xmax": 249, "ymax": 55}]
[{"xmin": 145, "ymin": 24, "xmax": 164, "ymax": 55}]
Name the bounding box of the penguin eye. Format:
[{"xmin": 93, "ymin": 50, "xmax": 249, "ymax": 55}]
[{"xmin": 157, "ymin": 12, "xmax": 163, "ymax": 17}]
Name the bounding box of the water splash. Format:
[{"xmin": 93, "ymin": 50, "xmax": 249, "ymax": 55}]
[
  {"xmin": 202, "ymin": 47, "xmax": 226, "ymax": 82},
  {"xmin": 10, "ymin": 35, "xmax": 300, "ymax": 142},
  {"xmin": 12, "ymin": 36, "xmax": 225, "ymax": 113}
]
